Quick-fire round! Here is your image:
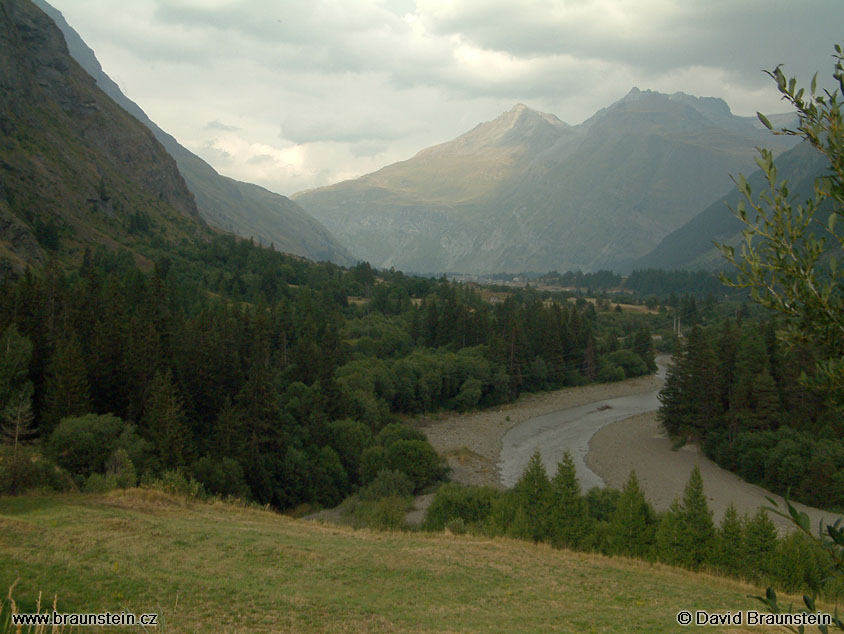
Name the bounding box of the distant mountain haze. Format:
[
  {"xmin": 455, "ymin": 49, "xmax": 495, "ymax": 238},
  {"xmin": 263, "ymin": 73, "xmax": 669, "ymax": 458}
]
[
  {"xmin": 293, "ymin": 89, "xmax": 798, "ymax": 274},
  {"xmin": 634, "ymin": 140, "xmax": 830, "ymax": 271},
  {"xmin": 33, "ymin": 0, "xmax": 354, "ymax": 266}
]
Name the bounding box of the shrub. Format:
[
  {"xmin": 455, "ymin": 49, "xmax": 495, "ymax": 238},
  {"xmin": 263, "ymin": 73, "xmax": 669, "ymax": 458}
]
[
  {"xmin": 351, "ymin": 495, "xmax": 408, "ymax": 530},
  {"xmin": 0, "ymin": 446, "xmax": 74, "ymax": 494},
  {"xmin": 190, "ymin": 456, "xmax": 250, "ymax": 499},
  {"xmin": 375, "ymin": 423, "xmax": 426, "ymax": 448},
  {"xmin": 384, "ymin": 439, "xmax": 446, "ymax": 492},
  {"xmin": 47, "ymin": 414, "xmax": 150, "ymax": 482},
  {"xmin": 358, "ymin": 469, "xmax": 413, "ymax": 501},
  {"xmin": 142, "ymin": 469, "xmax": 206, "ymax": 500},
  {"xmin": 105, "ymin": 448, "xmax": 137, "ymax": 489},
  {"xmin": 359, "ymin": 445, "xmax": 387, "ymax": 485},
  {"xmin": 423, "ymin": 483, "xmax": 499, "ymax": 531}
]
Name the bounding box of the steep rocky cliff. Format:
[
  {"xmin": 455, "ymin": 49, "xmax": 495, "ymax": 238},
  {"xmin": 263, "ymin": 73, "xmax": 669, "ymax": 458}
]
[
  {"xmin": 0, "ymin": 0, "xmax": 209, "ymax": 278},
  {"xmin": 34, "ymin": 0, "xmax": 354, "ymax": 266}
]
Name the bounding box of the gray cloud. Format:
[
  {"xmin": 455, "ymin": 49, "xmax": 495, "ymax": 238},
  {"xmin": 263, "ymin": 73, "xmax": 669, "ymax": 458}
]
[{"xmin": 48, "ymin": 0, "xmax": 844, "ymax": 195}]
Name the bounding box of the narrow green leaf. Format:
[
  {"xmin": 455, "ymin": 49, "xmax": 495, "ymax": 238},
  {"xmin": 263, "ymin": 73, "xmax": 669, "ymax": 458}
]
[{"xmin": 757, "ymin": 112, "xmax": 773, "ymax": 130}]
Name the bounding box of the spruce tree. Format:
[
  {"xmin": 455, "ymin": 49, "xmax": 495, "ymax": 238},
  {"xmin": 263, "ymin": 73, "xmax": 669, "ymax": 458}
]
[
  {"xmin": 513, "ymin": 451, "xmax": 552, "ymax": 543},
  {"xmin": 676, "ymin": 465, "xmax": 716, "ymax": 569},
  {"xmin": 743, "ymin": 509, "xmax": 778, "ymax": 583},
  {"xmin": 142, "ymin": 367, "xmax": 191, "ymax": 469},
  {"xmin": 41, "ymin": 330, "xmax": 91, "ymax": 436},
  {"xmin": 607, "ymin": 471, "xmax": 656, "ymax": 558},
  {"xmin": 548, "ymin": 451, "xmax": 592, "ymax": 549},
  {"xmin": 713, "ymin": 504, "xmax": 746, "ymax": 575}
]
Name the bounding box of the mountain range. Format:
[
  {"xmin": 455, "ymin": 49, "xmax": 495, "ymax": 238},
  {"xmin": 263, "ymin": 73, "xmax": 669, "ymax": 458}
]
[
  {"xmin": 293, "ymin": 90, "xmax": 798, "ymax": 274},
  {"xmin": 32, "ymin": 0, "xmax": 353, "ymax": 266}
]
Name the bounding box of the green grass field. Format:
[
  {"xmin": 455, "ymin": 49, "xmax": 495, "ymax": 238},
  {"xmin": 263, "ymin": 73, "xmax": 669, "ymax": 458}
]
[{"xmin": 0, "ymin": 489, "xmax": 794, "ymax": 633}]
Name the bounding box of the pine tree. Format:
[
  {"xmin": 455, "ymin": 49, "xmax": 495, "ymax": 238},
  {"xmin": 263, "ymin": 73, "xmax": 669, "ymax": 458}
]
[
  {"xmin": 607, "ymin": 471, "xmax": 656, "ymax": 558},
  {"xmin": 548, "ymin": 451, "xmax": 592, "ymax": 549},
  {"xmin": 142, "ymin": 368, "xmax": 191, "ymax": 468},
  {"xmin": 513, "ymin": 450, "xmax": 552, "ymax": 543}
]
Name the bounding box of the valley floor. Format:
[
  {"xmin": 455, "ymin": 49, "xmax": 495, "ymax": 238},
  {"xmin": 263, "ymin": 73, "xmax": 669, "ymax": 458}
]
[{"xmin": 418, "ymin": 366, "xmax": 843, "ymax": 532}]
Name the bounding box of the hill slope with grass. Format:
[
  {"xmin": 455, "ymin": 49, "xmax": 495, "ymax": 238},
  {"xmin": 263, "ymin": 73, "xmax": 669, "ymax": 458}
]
[{"xmin": 0, "ymin": 490, "xmax": 793, "ymax": 633}]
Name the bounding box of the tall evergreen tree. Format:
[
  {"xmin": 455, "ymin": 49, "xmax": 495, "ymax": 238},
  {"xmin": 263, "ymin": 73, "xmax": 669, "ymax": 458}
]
[
  {"xmin": 548, "ymin": 451, "xmax": 592, "ymax": 549},
  {"xmin": 675, "ymin": 465, "xmax": 716, "ymax": 569},
  {"xmin": 607, "ymin": 471, "xmax": 656, "ymax": 558},
  {"xmin": 41, "ymin": 330, "xmax": 91, "ymax": 436},
  {"xmin": 513, "ymin": 451, "xmax": 552, "ymax": 543},
  {"xmin": 142, "ymin": 368, "xmax": 191, "ymax": 469},
  {"xmin": 713, "ymin": 504, "xmax": 746, "ymax": 574}
]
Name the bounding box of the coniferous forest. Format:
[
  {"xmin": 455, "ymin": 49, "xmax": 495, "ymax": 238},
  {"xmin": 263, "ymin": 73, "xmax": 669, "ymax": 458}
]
[
  {"xmin": 0, "ymin": 235, "xmax": 658, "ymax": 509},
  {"xmin": 658, "ymin": 320, "xmax": 843, "ymax": 510}
]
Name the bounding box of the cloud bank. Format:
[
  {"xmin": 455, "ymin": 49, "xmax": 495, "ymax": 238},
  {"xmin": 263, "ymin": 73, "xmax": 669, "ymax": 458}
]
[{"xmin": 49, "ymin": 0, "xmax": 844, "ymax": 194}]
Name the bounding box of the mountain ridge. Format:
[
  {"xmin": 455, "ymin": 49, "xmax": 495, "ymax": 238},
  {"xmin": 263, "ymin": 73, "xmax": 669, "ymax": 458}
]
[
  {"xmin": 33, "ymin": 0, "xmax": 354, "ymax": 266},
  {"xmin": 0, "ymin": 0, "xmax": 210, "ymax": 278},
  {"xmin": 294, "ymin": 94, "xmax": 798, "ymax": 274}
]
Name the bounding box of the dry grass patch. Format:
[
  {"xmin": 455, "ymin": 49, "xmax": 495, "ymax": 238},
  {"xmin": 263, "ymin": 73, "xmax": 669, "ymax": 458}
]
[{"xmin": 0, "ymin": 491, "xmax": 805, "ymax": 633}]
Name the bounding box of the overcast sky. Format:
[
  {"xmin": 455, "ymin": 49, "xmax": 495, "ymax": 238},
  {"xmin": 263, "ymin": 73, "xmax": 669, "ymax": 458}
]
[{"xmin": 48, "ymin": 0, "xmax": 843, "ymax": 196}]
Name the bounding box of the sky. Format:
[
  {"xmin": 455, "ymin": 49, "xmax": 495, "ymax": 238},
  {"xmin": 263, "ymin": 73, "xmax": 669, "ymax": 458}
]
[{"xmin": 48, "ymin": 0, "xmax": 844, "ymax": 197}]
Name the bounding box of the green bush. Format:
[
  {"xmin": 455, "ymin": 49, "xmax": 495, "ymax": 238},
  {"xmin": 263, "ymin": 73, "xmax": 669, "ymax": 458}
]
[
  {"xmin": 375, "ymin": 423, "xmax": 426, "ymax": 448},
  {"xmin": 603, "ymin": 349, "xmax": 648, "ymax": 378},
  {"xmin": 351, "ymin": 495, "xmax": 409, "ymax": 530},
  {"xmin": 359, "ymin": 445, "xmax": 387, "ymax": 485},
  {"xmin": 105, "ymin": 448, "xmax": 137, "ymax": 488},
  {"xmin": 423, "ymin": 483, "xmax": 500, "ymax": 531},
  {"xmin": 596, "ymin": 364, "xmax": 625, "ymax": 383},
  {"xmin": 384, "ymin": 439, "xmax": 446, "ymax": 492},
  {"xmin": 0, "ymin": 446, "xmax": 74, "ymax": 494},
  {"xmin": 47, "ymin": 414, "xmax": 150, "ymax": 482},
  {"xmin": 358, "ymin": 469, "xmax": 413, "ymax": 501},
  {"xmin": 142, "ymin": 469, "xmax": 206, "ymax": 500},
  {"xmin": 190, "ymin": 456, "xmax": 250, "ymax": 499}
]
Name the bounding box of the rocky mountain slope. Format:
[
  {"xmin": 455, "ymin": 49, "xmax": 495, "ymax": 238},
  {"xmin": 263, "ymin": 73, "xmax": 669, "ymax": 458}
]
[
  {"xmin": 294, "ymin": 90, "xmax": 797, "ymax": 274},
  {"xmin": 633, "ymin": 140, "xmax": 829, "ymax": 271},
  {"xmin": 34, "ymin": 0, "xmax": 354, "ymax": 266},
  {"xmin": 0, "ymin": 0, "xmax": 209, "ymax": 278}
]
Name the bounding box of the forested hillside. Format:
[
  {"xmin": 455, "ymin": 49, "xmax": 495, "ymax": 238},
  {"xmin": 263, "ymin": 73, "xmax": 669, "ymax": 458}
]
[
  {"xmin": 658, "ymin": 320, "xmax": 841, "ymax": 510},
  {"xmin": 0, "ymin": 236, "xmax": 657, "ymax": 509}
]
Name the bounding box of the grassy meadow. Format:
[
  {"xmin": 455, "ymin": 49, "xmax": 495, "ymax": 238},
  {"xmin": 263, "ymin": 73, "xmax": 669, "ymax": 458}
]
[{"xmin": 0, "ymin": 490, "xmax": 795, "ymax": 633}]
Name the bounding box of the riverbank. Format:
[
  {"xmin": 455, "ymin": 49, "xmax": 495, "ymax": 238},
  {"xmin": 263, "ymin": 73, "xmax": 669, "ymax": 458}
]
[
  {"xmin": 416, "ymin": 370, "xmax": 663, "ymax": 488},
  {"xmin": 418, "ymin": 365, "xmax": 843, "ymax": 533}
]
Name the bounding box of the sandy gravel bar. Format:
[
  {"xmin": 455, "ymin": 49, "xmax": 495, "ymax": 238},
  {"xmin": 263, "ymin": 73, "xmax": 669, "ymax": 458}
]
[
  {"xmin": 416, "ymin": 371, "xmax": 662, "ymax": 488},
  {"xmin": 586, "ymin": 411, "xmax": 843, "ymax": 532}
]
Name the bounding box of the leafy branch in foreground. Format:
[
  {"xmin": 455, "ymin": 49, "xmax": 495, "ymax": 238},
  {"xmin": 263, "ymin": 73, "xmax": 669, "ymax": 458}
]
[
  {"xmin": 719, "ymin": 44, "xmax": 844, "ymax": 406},
  {"xmin": 750, "ymin": 495, "xmax": 844, "ymax": 633}
]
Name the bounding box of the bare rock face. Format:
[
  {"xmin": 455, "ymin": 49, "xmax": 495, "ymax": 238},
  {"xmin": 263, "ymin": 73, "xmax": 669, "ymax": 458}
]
[{"xmin": 0, "ymin": 0, "xmax": 208, "ymax": 276}]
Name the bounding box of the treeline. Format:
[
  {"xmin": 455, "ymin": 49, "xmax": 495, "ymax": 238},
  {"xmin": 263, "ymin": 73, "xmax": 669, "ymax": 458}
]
[
  {"xmin": 658, "ymin": 319, "xmax": 843, "ymax": 510},
  {"xmin": 624, "ymin": 268, "xmax": 744, "ymax": 299},
  {"xmin": 423, "ymin": 454, "xmax": 842, "ymax": 598},
  {"xmin": 0, "ymin": 236, "xmax": 656, "ymax": 508}
]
